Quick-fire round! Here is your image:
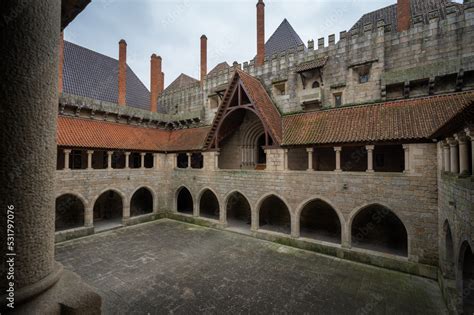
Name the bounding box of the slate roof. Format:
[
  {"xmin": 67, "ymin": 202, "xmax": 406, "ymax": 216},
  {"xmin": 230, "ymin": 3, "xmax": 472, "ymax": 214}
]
[
  {"xmin": 57, "ymin": 116, "xmax": 210, "ymax": 152},
  {"xmin": 164, "ymin": 73, "xmax": 200, "ymax": 92},
  {"xmin": 208, "ymin": 62, "xmax": 230, "ymax": 77},
  {"xmin": 350, "ymin": 0, "xmax": 462, "ymax": 33},
  {"xmin": 264, "ymin": 19, "xmax": 305, "ymax": 57},
  {"xmin": 63, "ymin": 41, "xmax": 150, "ymax": 110},
  {"xmin": 282, "ymin": 91, "xmax": 474, "ymax": 146}
]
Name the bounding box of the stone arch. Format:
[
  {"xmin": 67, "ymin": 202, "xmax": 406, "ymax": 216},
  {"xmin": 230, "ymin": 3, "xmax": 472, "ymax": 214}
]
[
  {"xmin": 92, "ymin": 189, "xmax": 125, "ymax": 226},
  {"xmin": 349, "ymin": 203, "xmax": 408, "ymax": 257},
  {"xmin": 198, "ymin": 188, "xmax": 220, "ymax": 220},
  {"xmin": 458, "ymin": 241, "xmax": 474, "ymax": 314},
  {"xmin": 224, "ymin": 190, "xmax": 252, "ymax": 229},
  {"xmin": 130, "ymin": 186, "xmax": 155, "ymax": 217},
  {"xmin": 176, "ymin": 186, "xmax": 193, "ymax": 214},
  {"xmin": 55, "ymin": 193, "xmax": 85, "ymax": 231},
  {"xmin": 443, "ymin": 220, "xmax": 455, "ymax": 279},
  {"xmin": 257, "ymin": 193, "xmax": 292, "ymax": 235},
  {"xmin": 296, "ymin": 197, "xmax": 343, "ymax": 244}
]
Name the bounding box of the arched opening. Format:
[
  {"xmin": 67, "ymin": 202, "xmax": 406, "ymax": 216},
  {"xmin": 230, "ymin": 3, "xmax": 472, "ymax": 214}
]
[
  {"xmin": 226, "ymin": 192, "xmax": 252, "ymax": 230},
  {"xmin": 312, "ymin": 81, "xmax": 320, "ymax": 89},
  {"xmin": 55, "ymin": 194, "xmax": 85, "ymax": 231},
  {"xmin": 259, "ymin": 195, "xmax": 291, "ymax": 234},
  {"xmin": 460, "ymin": 242, "xmax": 474, "ymax": 314},
  {"xmin": 217, "ymin": 109, "xmax": 272, "ymax": 170},
  {"xmin": 130, "ymin": 187, "xmax": 153, "ymax": 217},
  {"xmin": 300, "ymin": 199, "xmax": 341, "ymax": 244},
  {"xmin": 199, "ymin": 190, "xmax": 220, "ymax": 220},
  {"xmin": 444, "ymin": 220, "xmax": 455, "ymax": 279},
  {"xmin": 177, "ymin": 187, "xmax": 193, "ymax": 214},
  {"xmin": 351, "ymin": 205, "xmax": 408, "ymax": 256},
  {"xmin": 93, "ymin": 190, "xmax": 123, "ymax": 228}
]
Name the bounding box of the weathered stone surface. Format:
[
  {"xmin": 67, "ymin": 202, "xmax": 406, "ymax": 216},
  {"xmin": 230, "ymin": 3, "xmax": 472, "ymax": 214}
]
[{"xmin": 56, "ymin": 220, "xmax": 446, "ymax": 314}]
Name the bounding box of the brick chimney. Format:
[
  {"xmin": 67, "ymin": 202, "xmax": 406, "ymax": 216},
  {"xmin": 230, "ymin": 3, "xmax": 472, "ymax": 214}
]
[
  {"xmin": 58, "ymin": 32, "xmax": 64, "ymax": 94},
  {"xmin": 200, "ymin": 35, "xmax": 207, "ymax": 85},
  {"xmin": 397, "ymin": 0, "xmax": 411, "ymax": 32},
  {"xmin": 118, "ymin": 39, "xmax": 127, "ymax": 106},
  {"xmin": 150, "ymin": 54, "xmax": 162, "ymax": 112},
  {"xmin": 256, "ymin": 0, "xmax": 265, "ymax": 67}
]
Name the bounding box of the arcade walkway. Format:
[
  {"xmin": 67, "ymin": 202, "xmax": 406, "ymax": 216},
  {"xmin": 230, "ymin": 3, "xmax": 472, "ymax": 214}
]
[{"xmin": 56, "ymin": 220, "xmax": 446, "ymax": 314}]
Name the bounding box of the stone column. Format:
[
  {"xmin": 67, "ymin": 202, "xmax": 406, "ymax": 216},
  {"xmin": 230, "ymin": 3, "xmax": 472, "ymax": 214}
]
[
  {"xmin": 402, "ymin": 144, "xmax": 410, "ymax": 173},
  {"xmin": 153, "ymin": 153, "xmax": 159, "ymax": 170},
  {"xmin": 366, "ymin": 145, "xmax": 374, "ymax": 172},
  {"xmin": 0, "ymin": 1, "xmax": 100, "ymax": 312},
  {"xmin": 86, "ymin": 150, "xmax": 94, "ymax": 170},
  {"xmin": 334, "ymin": 147, "xmax": 342, "ymax": 171},
  {"xmin": 187, "ymin": 153, "xmax": 192, "ymax": 169},
  {"xmin": 123, "ymin": 201, "xmax": 130, "ymax": 220},
  {"xmin": 466, "ymin": 128, "xmax": 474, "ymax": 175},
  {"xmin": 125, "ymin": 152, "xmax": 131, "ymax": 169},
  {"xmin": 455, "ymin": 133, "xmax": 469, "ymax": 175},
  {"xmin": 448, "ymin": 138, "xmax": 459, "ymax": 174},
  {"xmin": 215, "ymin": 151, "xmax": 220, "ymax": 170},
  {"xmin": 306, "ymin": 148, "xmax": 314, "ymax": 171},
  {"xmin": 107, "ymin": 151, "xmax": 114, "ymax": 170},
  {"xmin": 85, "ymin": 205, "xmax": 93, "ymax": 227},
  {"xmin": 442, "ymin": 142, "xmax": 450, "ymax": 172},
  {"xmin": 64, "ymin": 149, "xmax": 71, "ymax": 170},
  {"xmin": 291, "ymin": 215, "xmax": 300, "ymax": 238},
  {"xmin": 140, "ymin": 152, "xmax": 146, "ymax": 169}
]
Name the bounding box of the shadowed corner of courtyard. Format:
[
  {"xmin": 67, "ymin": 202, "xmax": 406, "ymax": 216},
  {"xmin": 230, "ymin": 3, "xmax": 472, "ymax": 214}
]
[{"xmin": 55, "ymin": 219, "xmax": 447, "ymax": 315}]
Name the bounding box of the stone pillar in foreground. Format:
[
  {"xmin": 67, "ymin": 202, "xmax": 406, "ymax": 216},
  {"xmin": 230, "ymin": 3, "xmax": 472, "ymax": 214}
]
[
  {"xmin": 125, "ymin": 152, "xmax": 131, "ymax": 169},
  {"xmin": 442, "ymin": 141, "xmax": 450, "ymax": 172},
  {"xmin": 87, "ymin": 150, "xmax": 94, "ymax": 170},
  {"xmin": 455, "ymin": 133, "xmax": 469, "ymax": 175},
  {"xmin": 402, "ymin": 144, "xmax": 410, "ymax": 173},
  {"xmin": 187, "ymin": 153, "xmax": 192, "ymax": 169},
  {"xmin": 0, "ymin": 1, "xmax": 100, "ymax": 312},
  {"xmin": 140, "ymin": 152, "xmax": 146, "ymax": 169},
  {"xmin": 107, "ymin": 151, "xmax": 113, "ymax": 170}
]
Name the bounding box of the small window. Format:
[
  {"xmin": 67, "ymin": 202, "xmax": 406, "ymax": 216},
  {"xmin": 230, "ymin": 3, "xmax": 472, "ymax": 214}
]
[
  {"xmin": 273, "ymin": 82, "xmax": 286, "ymax": 95},
  {"xmin": 334, "ymin": 93, "xmax": 342, "ymax": 107},
  {"xmin": 359, "ymin": 73, "xmax": 369, "ymax": 84},
  {"xmin": 312, "ymin": 81, "xmax": 320, "ymax": 89}
]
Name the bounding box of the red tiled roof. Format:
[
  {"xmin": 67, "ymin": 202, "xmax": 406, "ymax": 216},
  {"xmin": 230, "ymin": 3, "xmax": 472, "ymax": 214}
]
[
  {"xmin": 295, "ymin": 56, "xmax": 328, "ymax": 73},
  {"xmin": 237, "ymin": 70, "xmax": 282, "ymax": 143},
  {"xmin": 57, "ymin": 116, "xmax": 210, "ymax": 152},
  {"xmin": 282, "ymin": 92, "xmax": 474, "ymax": 145}
]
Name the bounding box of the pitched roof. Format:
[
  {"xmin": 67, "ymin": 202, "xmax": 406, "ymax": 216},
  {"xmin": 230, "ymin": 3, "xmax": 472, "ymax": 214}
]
[
  {"xmin": 204, "ymin": 70, "xmax": 282, "ymax": 148},
  {"xmin": 295, "ymin": 56, "xmax": 329, "ymax": 73},
  {"xmin": 165, "ymin": 73, "xmax": 200, "ymax": 92},
  {"xmin": 208, "ymin": 62, "xmax": 230, "ymax": 77},
  {"xmin": 350, "ymin": 0, "xmax": 462, "ymax": 33},
  {"xmin": 282, "ymin": 92, "xmax": 474, "ymax": 146},
  {"xmin": 63, "ymin": 41, "xmax": 150, "ymax": 110},
  {"xmin": 57, "ymin": 116, "xmax": 210, "ymax": 152},
  {"xmin": 264, "ymin": 19, "xmax": 305, "ymax": 57}
]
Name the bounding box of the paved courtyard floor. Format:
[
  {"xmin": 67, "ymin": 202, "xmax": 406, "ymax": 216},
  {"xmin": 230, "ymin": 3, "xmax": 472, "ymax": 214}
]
[{"xmin": 55, "ymin": 219, "xmax": 447, "ymax": 314}]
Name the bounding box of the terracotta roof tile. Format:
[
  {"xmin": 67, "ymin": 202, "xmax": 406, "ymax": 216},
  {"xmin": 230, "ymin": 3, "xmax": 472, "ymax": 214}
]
[
  {"xmin": 282, "ymin": 92, "xmax": 474, "ymax": 146},
  {"xmin": 57, "ymin": 116, "xmax": 210, "ymax": 152},
  {"xmin": 295, "ymin": 56, "xmax": 329, "ymax": 73},
  {"xmin": 237, "ymin": 70, "xmax": 282, "ymax": 144}
]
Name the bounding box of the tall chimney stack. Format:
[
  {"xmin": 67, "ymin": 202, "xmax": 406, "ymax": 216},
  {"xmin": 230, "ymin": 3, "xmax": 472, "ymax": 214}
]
[
  {"xmin": 58, "ymin": 32, "xmax": 64, "ymax": 94},
  {"xmin": 397, "ymin": 0, "xmax": 411, "ymax": 32},
  {"xmin": 150, "ymin": 54, "xmax": 162, "ymax": 112},
  {"xmin": 200, "ymin": 35, "xmax": 208, "ymax": 85},
  {"xmin": 256, "ymin": 0, "xmax": 265, "ymax": 67},
  {"xmin": 118, "ymin": 39, "xmax": 127, "ymax": 106}
]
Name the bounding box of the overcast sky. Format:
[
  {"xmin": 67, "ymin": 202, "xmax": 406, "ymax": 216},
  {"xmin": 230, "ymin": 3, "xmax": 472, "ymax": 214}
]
[{"xmin": 66, "ymin": 0, "xmax": 412, "ymax": 89}]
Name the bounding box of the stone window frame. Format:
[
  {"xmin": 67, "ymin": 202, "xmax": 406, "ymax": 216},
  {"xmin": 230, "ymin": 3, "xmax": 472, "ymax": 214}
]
[
  {"xmin": 272, "ymin": 81, "xmax": 287, "ymax": 95},
  {"xmin": 333, "ymin": 92, "xmax": 343, "ymax": 107}
]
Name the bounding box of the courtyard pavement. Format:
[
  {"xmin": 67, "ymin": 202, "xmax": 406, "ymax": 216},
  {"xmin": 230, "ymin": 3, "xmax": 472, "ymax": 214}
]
[{"xmin": 55, "ymin": 219, "xmax": 447, "ymax": 314}]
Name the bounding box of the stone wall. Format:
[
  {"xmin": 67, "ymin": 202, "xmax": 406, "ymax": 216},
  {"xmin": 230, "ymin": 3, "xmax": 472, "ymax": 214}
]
[
  {"xmin": 157, "ymin": 2, "xmax": 474, "ymax": 121},
  {"xmin": 55, "ymin": 143, "xmax": 439, "ymax": 267}
]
